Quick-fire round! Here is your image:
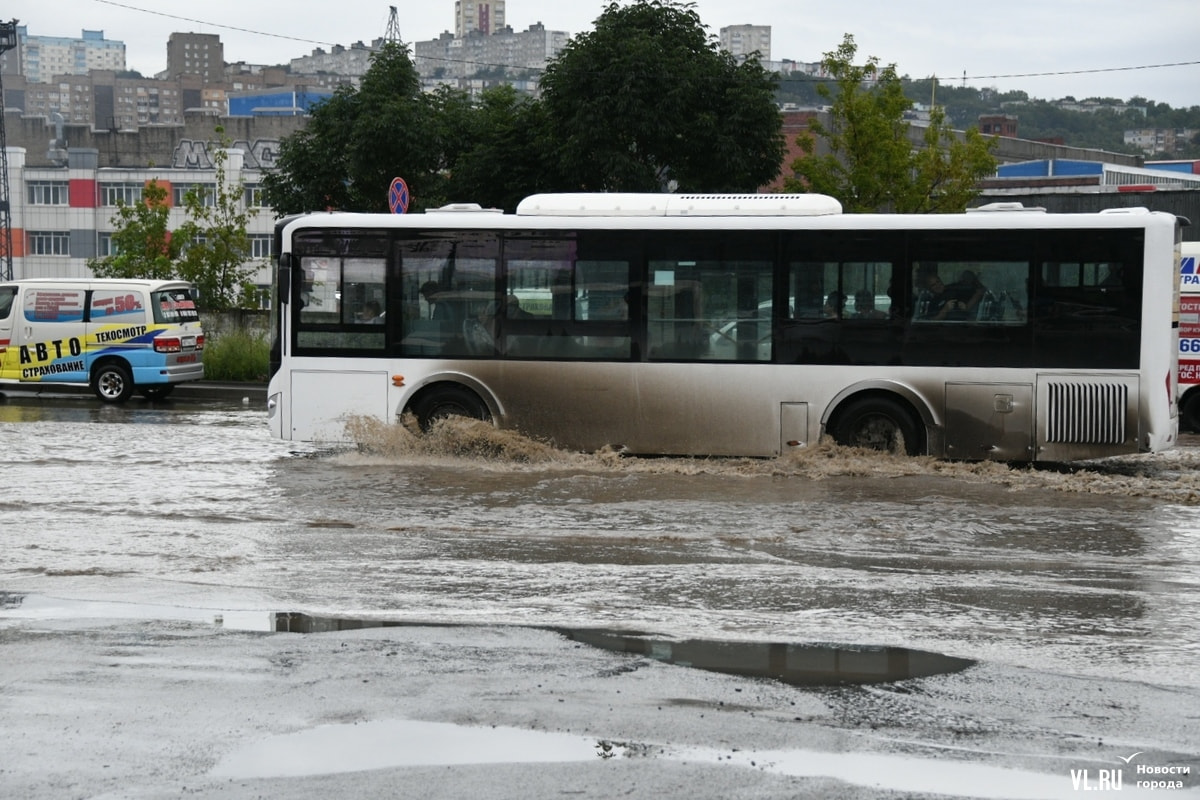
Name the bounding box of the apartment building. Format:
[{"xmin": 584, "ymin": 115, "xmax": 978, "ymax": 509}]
[
  {"xmin": 719, "ymin": 25, "xmax": 771, "ymax": 62},
  {"xmin": 455, "ymin": 1, "xmax": 507, "ymax": 37},
  {"xmin": 415, "ymin": 23, "xmax": 568, "ymax": 81},
  {"xmin": 4, "ymin": 146, "xmax": 275, "ymax": 292},
  {"xmin": 1, "ymin": 27, "xmax": 125, "ymax": 83},
  {"xmin": 165, "ymin": 33, "xmax": 225, "ymax": 83}
]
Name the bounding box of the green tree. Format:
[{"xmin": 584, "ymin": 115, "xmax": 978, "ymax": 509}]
[
  {"xmin": 173, "ymin": 138, "xmax": 259, "ymax": 311},
  {"xmin": 538, "ymin": 0, "xmax": 784, "ymax": 192},
  {"xmin": 444, "ymin": 84, "xmax": 561, "ymax": 211},
  {"xmin": 262, "ymin": 43, "xmax": 445, "ymax": 214},
  {"xmin": 785, "ymin": 35, "xmax": 997, "ymax": 212},
  {"xmin": 88, "ymin": 180, "xmax": 180, "ymax": 279}
]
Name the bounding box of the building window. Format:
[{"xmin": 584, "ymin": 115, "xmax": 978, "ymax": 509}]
[
  {"xmin": 28, "ymin": 231, "xmax": 71, "ymax": 256},
  {"xmin": 248, "ymin": 234, "xmax": 272, "ymax": 259},
  {"xmin": 100, "ymin": 182, "xmax": 143, "ymax": 206},
  {"xmin": 97, "ymin": 232, "xmax": 117, "ymax": 256},
  {"xmin": 173, "ymin": 183, "xmax": 216, "ymax": 207},
  {"xmin": 27, "ymin": 181, "xmax": 69, "ymax": 205},
  {"xmin": 244, "ymin": 184, "xmax": 264, "ymax": 207}
]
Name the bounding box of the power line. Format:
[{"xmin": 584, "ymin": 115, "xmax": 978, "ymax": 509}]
[
  {"xmin": 94, "ymin": 0, "xmax": 338, "ymax": 48},
  {"xmin": 92, "ymin": 1, "xmax": 1200, "ymax": 88},
  {"xmin": 962, "ymin": 61, "xmax": 1200, "ymax": 82}
]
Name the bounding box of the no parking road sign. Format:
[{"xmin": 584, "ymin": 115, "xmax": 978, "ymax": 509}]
[{"xmin": 388, "ymin": 177, "xmax": 410, "ymax": 214}]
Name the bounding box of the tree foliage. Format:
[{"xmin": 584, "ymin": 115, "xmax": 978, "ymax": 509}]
[
  {"xmin": 443, "ymin": 84, "xmax": 561, "ymax": 211},
  {"xmin": 173, "ymin": 142, "xmax": 259, "ymax": 311},
  {"xmin": 262, "ymin": 43, "xmax": 447, "ymax": 214},
  {"xmin": 262, "ymin": 2, "xmax": 786, "ymax": 211},
  {"xmin": 89, "ymin": 129, "xmax": 259, "ymax": 310},
  {"xmin": 539, "ymin": 0, "xmax": 783, "ymax": 192},
  {"xmin": 88, "ymin": 180, "xmax": 179, "ymax": 280},
  {"xmin": 785, "ymin": 35, "xmax": 997, "ymax": 213}
]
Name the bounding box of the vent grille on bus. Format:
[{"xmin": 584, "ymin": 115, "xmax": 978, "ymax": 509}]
[{"xmin": 1045, "ymin": 382, "xmax": 1128, "ymax": 445}]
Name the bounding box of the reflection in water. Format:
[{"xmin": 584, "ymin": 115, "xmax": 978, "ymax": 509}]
[
  {"xmin": 210, "ymin": 719, "xmax": 620, "ymax": 779},
  {"xmin": 208, "ymin": 716, "xmax": 1075, "ymax": 799},
  {"xmin": 274, "ymin": 614, "xmax": 974, "ymax": 686},
  {"xmin": 558, "ymin": 628, "xmax": 976, "ymax": 686}
]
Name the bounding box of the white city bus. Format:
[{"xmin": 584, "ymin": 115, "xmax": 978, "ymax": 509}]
[
  {"xmin": 267, "ymin": 193, "xmax": 1183, "ymax": 462},
  {"xmin": 1176, "ymin": 241, "xmax": 1200, "ymax": 431}
]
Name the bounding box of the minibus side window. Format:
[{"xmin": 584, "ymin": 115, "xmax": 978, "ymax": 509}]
[{"xmin": 90, "ymin": 289, "xmax": 146, "ymax": 324}]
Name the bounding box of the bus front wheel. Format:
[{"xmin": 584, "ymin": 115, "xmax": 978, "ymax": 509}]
[
  {"xmin": 830, "ymin": 396, "xmax": 922, "ymax": 456},
  {"xmin": 410, "ymin": 386, "xmax": 491, "ymax": 432},
  {"xmin": 1181, "ymin": 391, "xmax": 1200, "ymax": 434},
  {"xmin": 92, "ymin": 362, "xmax": 134, "ymax": 404}
]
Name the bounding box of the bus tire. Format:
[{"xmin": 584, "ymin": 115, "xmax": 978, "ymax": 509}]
[
  {"xmin": 92, "ymin": 362, "xmax": 134, "ymax": 404},
  {"xmin": 1181, "ymin": 391, "xmax": 1200, "ymax": 434},
  {"xmin": 830, "ymin": 396, "xmax": 923, "ymax": 456},
  {"xmin": 140, "ymin": 385, "xmax": 175, "ymax": 401},
  {"xmin": 410, "ymin": 385, "xmax": 491, "ymax": 432}
]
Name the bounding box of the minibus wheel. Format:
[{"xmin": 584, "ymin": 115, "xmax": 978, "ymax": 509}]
[
  {"xmin": 410, "ymin": 385, "xmax": 491, "ymax": 432},
  {"xmin": 830, "ymin": 396, "xmax": 922, "ymax": 456},
  {"xmin": 91, "ymin": 362, "xmax": 134, "ymax": 404}
]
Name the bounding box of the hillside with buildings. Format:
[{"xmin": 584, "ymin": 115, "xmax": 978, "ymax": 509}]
[{"xmin": 1, "ymin": 7, "xmax": 1197, "ymax": 289}]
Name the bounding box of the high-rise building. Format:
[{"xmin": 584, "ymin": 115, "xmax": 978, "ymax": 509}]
[
  {"xmin": 455, "ymin": 1, "xmax": 507, "ymax": 38},
  {"xmin": 719, "ymin": 24, "xmax": 771, "ymax": 62},
  {"xmin": 166, "ymin": 32, "xmax": 224, "ymax": 82},
  {"xmin": 6, "ymin": 27, "xmax": 125, "ymax": 83}
]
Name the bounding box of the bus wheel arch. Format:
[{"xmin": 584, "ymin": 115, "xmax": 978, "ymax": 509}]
[
  {"xmin": 405, "ymin": 380, "xmax": 495, "ymax": 432},
  {"xmin": 90, "ymin": 358, "xmax": 135, "ymax": 404},
  {"xmin": 1180, "ymin": 387, "xmax": 1200, "ymax": 433},
  {"xmin": 825, "ymin": 389, "xmax": 928, "ymax": 456}
]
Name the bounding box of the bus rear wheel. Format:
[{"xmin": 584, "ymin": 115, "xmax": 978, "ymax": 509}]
[
  {"xmin": 410, "ymin": 386, "xmax": 491, "ymax": 432},
  {"xmin": 831, "ymin": 396, "xmax": 922, "ymax": 456},
  {"xmin": 91, "ymin": 362, "xmax": 134, "ymax": 404}
]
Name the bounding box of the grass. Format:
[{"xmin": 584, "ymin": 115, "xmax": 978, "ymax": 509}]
[{"xmin": 202, "ymin": 328, "xmax": 270, "ymax": 382}]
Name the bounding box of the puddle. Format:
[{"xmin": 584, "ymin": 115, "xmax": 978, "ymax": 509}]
[
  {"xmin": 0, "ymin": 592, "xmax": 273, "ymax": 631},
  {"xmin": 209, "ymin": 717, "xmax": 1087, "ymax": 799},
  {"xmin": 210, "ymin": 719, "xmax": 623, "ymax": 779},
  {"xmin": 274, "ymin": 612, "xmax": 974, "ymax": 686},
  {"xmin": 559, "ymin": 628, "xmax": 975, "ymax": 686},
  {"xmin": 1, "ymin": 598, "xmax": 973, "ymax": 687}
]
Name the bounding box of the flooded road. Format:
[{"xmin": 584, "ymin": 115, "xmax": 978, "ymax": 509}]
[{"xmin": 2, "ymin": 392, "xmax": 1199, "ymax": 797}]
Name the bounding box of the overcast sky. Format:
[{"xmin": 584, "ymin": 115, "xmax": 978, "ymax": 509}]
[{"xmin": 12, "ymin": 0, "xmax": 1200, "ymax": 108}]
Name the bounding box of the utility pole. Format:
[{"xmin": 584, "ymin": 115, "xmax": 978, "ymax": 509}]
[{"xmin": 0, "ymin": 20, "xmax": 19, "ymax": 281}]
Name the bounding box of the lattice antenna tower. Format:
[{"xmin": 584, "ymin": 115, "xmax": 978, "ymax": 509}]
[
  {"xmin": 384, "ymin": 6, "xmax": 403, "ymax": 46},
  {"xmin": 0, "ymin": 20, "xmax": 18, "ymax": 281}
]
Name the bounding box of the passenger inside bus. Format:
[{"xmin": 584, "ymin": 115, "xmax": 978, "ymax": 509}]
[
  {"xmin": 358, "ymin": 300, "xmax": 384, "ymax": 324},
  {"xmin": 420, "ymin": 281, "xmax": 456, "ymax": 321},
  {"xmin": 914, "ymin": 270, "xmax": 970, "ymax": 321},
  {"xmin": 948, "ymin": 270, "xmax": 988, "ymax": 316},
  {"xmin": 852, "ymin": 289, "xmax": 888, "ymax": 320},
  {"xmin": 823, "ymin": 291, "xmax": 846, "ymax": 319}
]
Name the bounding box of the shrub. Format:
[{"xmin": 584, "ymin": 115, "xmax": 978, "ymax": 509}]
[{"xmin": 203, "ymin": 328, "xmax": 270, "ymax": 382}]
